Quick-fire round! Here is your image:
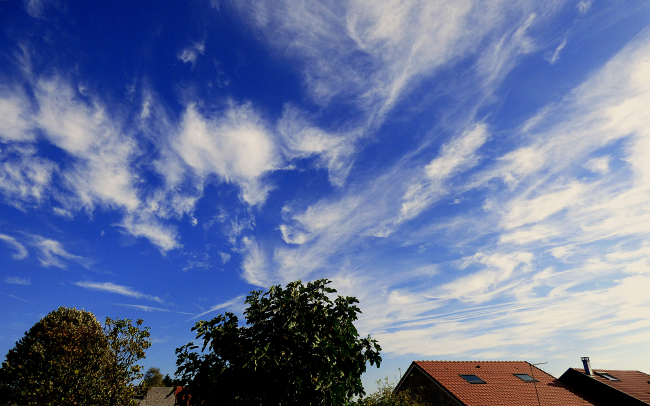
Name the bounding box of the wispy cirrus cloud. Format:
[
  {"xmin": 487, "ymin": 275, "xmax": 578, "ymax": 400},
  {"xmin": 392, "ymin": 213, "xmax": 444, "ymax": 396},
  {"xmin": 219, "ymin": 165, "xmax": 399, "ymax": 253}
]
[
  {"xmin": 190, "ymin": 294, "xmax": 246, "ymax": 320},
  {"xmin": 4, "ymin": 276, "xmax": 31, "ymax": 285},
  {"xmin": 168, "ymin": 102, "xmax": 281, "ymax": 206},
  {"xmin": 263, "ymin": 120, "xmax": 490, "ymax": 284},
  {"xmin": 359, "ymin": 24, "xmax": 650, "ymax": 362},
  {"xmin": 0, "ymin": 145, "xmax": 56, "ymax": 210},
  {"xmin": 0, "ymin": 76, "xmax": 183, "ymax": 251},
  {"xmin": 0, "ymin": 234, "xmax": 28, "ymax": 259},
  {"xmin": 33, "ymin": 237, "xmax": 88, "ymax": 269},
  {"xmin": 74, "ymin": 281, "xmax": 165, "ymax": 304},
  {"xmin": 223, "ymin": 0, "xmax": 570, "ymax": 194},
  {"xmin": 230, "ymin": 6, "xmax": 650, "ymax": 373},
  {"xmin": 235, "ymin": 0, "xmax": 564, "ymax": 118},
  {"xmin": 0, "ymin": 290, "xmax": 34, "ymax": 304},
  {"xmin": 177, "ymin": 41, "xmax": 205, "ymax": 67},
  {"xmin": 113, "ymin": 303, "xmax": 194, "ymax": 315}
]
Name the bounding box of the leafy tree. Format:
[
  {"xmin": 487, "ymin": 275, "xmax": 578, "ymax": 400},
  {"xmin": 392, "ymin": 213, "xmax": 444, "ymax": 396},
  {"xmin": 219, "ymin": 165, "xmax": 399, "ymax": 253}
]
[
  {"xmin": 0, "ymin": 307, "xmax": 151, "ymax": 406},
  {"xmin": 175, "ymin": 279, "xmax": 382, "ymax": 405},
  {"xmin": 352, "ymin": 378, "xmax": 428, "ymax": 406},
  {"xmin": 162, "ymin": 374, "xmax": 174, "ymax": 387},
  {"xmin": 104, "ymin": 317, "xmax": 153, "ymax": 405},
  {"xmin": 142, "ymin": 367, "xmax": 165, "ymax": 390}
]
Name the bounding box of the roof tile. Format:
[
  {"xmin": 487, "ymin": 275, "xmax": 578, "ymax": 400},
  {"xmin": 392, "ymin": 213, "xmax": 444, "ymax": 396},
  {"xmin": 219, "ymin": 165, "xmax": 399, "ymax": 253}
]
[
  {"xmin": 572, "ymin": 368, "xmax": 650, "ymax": 403},
  {"xmin": 414, "ymin": 361, "xmax": 600, "ymax": 406}
]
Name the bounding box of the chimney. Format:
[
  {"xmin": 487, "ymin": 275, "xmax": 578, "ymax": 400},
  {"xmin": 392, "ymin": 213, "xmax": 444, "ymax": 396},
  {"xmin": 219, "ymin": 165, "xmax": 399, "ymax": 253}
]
[{"xmin": 581, "ymin": 357, "xmax": 593, "ymax": 376}]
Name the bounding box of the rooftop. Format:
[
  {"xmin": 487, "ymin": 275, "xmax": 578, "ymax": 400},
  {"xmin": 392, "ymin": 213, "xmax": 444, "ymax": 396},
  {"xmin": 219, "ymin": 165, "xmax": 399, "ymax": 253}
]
[
  {"xmin": 412, "ymin": 361, "xmax": 600, "ymax": 406},
  {"xmin": 571, "ymin": 368, "xmax": 650, "ymax": 404}
]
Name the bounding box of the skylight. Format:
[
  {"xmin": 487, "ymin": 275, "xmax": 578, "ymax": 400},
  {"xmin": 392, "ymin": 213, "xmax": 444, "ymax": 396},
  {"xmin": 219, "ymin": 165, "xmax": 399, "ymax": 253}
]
[
  {"xmin": 514, "ymin": 374, "xmax": 538, "ymax": 382},
  {"xmin": 460, "ymin": 374, "xmax": 486, "ymax": 384},
  {"xmin": 596, "ymin": 372, "xmax": 619, "ymax": 381}
]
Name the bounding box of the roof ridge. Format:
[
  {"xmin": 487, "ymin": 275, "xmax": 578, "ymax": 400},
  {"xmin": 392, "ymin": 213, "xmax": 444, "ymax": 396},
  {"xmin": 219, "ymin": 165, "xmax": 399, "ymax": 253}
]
[
  {"xmin": 571, "ymin": 367, "xmax": 649, "ymax": 372},
  {"xmin": 415, "ymin": 360, "xmax": 529, "ymax": 363}
]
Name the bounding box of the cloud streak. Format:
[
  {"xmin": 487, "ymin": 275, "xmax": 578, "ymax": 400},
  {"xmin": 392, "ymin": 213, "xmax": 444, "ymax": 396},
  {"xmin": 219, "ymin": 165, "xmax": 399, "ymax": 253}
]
[
  {"xmin": 34, "ymin": 237, "xmax": 87, "ymax": 269},
  {"xmin": 74, "ymin": 281, "xmax": 165, "ymax": 304},
  {"xmin": 0, "ymin": 234, "xmax": 28, "ymax": 260},
  {"xmin": 4, "ymin": 276, "xmax": 31, "ymax": 285}
]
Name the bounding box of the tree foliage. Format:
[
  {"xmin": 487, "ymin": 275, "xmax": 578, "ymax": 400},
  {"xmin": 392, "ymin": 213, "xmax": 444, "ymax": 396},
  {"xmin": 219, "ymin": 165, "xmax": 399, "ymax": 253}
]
[
  {"xmin": 142, "ymin": 367, "xmax": 165, "ymax": 391},
  {"xmin": 175, "ymin": 279, "xmax": 382, "ymax": 405},
  {"xmin": 0, "ymin": 307, "xmax": 151, "ymax": 406},
  {"xmin": 162, "ymin": 374, "xmax": 173, "ymax": 387},
  {"xmin": 352, "ymin": 378, "xmax": 429, "ymax": 406},
  {"xmin": 104, "ymin": 317, "xmax": 152, "ymax": 405}
]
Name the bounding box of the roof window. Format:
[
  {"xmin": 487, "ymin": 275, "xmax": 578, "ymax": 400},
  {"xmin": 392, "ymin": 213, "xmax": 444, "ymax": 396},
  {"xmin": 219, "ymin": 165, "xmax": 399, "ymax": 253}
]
[
  {"xmin": 460, "ymin": 374, "xmax": 486, "ymax": 384},
  {"xmin": 595, "ymin": 372, "xmax": 619, "ymax": 381},
  {"xmin": 514, "ymin": 374, "xmax": 538, "ymax": 382}
]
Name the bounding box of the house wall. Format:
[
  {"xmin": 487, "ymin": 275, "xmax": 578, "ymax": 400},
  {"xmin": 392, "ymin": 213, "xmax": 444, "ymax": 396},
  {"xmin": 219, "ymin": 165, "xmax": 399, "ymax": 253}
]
[{"xmin": 396, "ymin": 365, "xmax": 465, "ymax": 406}]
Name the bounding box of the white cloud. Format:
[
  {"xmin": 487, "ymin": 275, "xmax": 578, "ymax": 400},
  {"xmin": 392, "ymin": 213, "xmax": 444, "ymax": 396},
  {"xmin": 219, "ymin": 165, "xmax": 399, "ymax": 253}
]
[
  {"xmin": 119, "ymin": 213, "xmax": 180, "ymax": 252},
  {"xmin": 279, "ymin": 224, "xmax": 309, "ymax": 245},
  {"xmin": 437, "ymin": 252, "xmax": 534, "ymax": 302},
  {"xmin": 0, "ymin": 234, "xmax": 28, "ymax": 259},
  {"xmin": 360, "ymin": 24, "xmax": 650, "ymax": 360},
  {"xmin": 170, "ymin": 102, "xmax": 280, "ymax": 206},
  {"xmin": 0, "ymin": 76, "xmax": 183, "ymax": 252},
  {"xmin": 547, "ymin": 37, "xmax": 567, "ymax": 65},
  {"xmin": 113, "ymin": 303, "xmax": 194, "ymax": 315},
  {"xmin": 499, "ymin": 182, "xmax": 584, "ymax": 229},
  {"xmin": 4, "ymin": 276, "xmax": 31, "ymax": 285},
  {"xmin": 34, "ymin": 78, "xmax": 141, "ymax": 212},
  {"xmin": 577, "ymin": 0, "xmax": 593, "ymax": 14},
  {"xmin": 499, "ymin": 224, "xmax": 561, "ymax": 245},
  {"xmin": 0, "ymin": 89, "xmax": 34, "ymax": 142},
  {"xmin": 219, "ymin": 251, "xmax": 231, "ymax": 264},
  {"xmin": 277, "ymin": 104, "xmax": 358, "ymax": 186},
  {"xmin": 0, "ymin": 145, "xmax": 56, "ymax": 208},
  {"xmin": 23, "ymin": 0, "xmax": 49, "ymax": 18},
  {"xmin": 177, "ymin": 41, "xmax": 205, "ymax": 67},
  {"xmin": 183, "ymin": 252, "xmax": 211, "ymax": 272},
  {"xmin": 190, "ymin": 294, "xmax": 246, "ymax": 320},
  {"xmin": 33, "ymin": 237, "xmax": 87, "ymax": 269},
  {"xmin": 398, "ymin": 123, "xmax": 489, "ymax": 223},
  {"xmin": 240, "ymin": 237, "xmax": 270, "ymax": 286},
  {"xmin": 549, "ymin": 244, "xmax": 576, "ymax": 260},
  {"xmin": 476, "ymin": 13, "xmax": 537, "ymax": 88},
  {"xmin": 74, "ymin": 281, "xmax": 165, "ymax": 304},
  {"xmin": 584, "ymin": 156, "xmax": 611, "ymax": 175},
  {"xmin": 225, "ymin": 6, "xmax": 650, "ymax": 369},
  {"xmin": 235, "ymin": 0, "xmax": 561, "ymax": 121},
  {"xmin": 52, "ymin": 207, "xmax": 73, "ymax": 218}
]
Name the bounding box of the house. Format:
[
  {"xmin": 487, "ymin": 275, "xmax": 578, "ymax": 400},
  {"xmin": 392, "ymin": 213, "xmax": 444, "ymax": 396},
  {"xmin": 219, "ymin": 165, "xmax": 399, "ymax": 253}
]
[
  {"xmin": 559, "ymin": 357, "xmax": 650, "ymax": 406},
  {"xmin": 135, "ymin": 387, "xmax": 176, "ymax": 406},
  {"xmin": 394, "ymin": 360, "xmax": 600, "ymax": 406}
]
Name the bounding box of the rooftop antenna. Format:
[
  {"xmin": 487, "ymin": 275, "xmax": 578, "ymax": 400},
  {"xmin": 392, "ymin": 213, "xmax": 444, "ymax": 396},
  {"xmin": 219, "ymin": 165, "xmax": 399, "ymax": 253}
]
[{"xmin": 530, "ymin": 361, "xmax": 547, "ymax": 406}]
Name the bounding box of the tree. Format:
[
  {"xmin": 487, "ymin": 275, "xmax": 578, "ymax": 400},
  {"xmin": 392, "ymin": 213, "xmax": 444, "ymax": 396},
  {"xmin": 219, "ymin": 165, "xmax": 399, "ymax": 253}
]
[
  {"xmin": 104, "ymin": 317, "xmax": 153, "ymax": 405},
  {"xmin": 175, "ymin": 279, "xmax": 382, "ymax": 405},
  {"xmin": 142, "ymin": 367, "xmax": 165, "ymax": 391},
  {"xmin": 162, "ymin": 374, "xmax": 174, "ymax": 387},
  {"xmin": 0, "ymin": 307, "xmax": 151, "ymax": 406},
  {"xmin": 352, "ymin": 378, "xmax": 429, "ymax": 406}
]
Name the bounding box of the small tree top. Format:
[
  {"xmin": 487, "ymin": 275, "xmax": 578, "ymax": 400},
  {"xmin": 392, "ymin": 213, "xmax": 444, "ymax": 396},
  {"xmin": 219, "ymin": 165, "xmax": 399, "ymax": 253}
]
[{"xmin": 175, "ymin": 279, "xmax": 382, "ymax": 405}]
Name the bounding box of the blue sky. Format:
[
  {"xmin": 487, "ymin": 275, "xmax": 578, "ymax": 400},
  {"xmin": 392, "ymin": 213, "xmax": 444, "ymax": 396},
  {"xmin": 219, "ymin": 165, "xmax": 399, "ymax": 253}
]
[{"xmin": 2, "ymin": 0, "xmax": 650, "ymax": 392}]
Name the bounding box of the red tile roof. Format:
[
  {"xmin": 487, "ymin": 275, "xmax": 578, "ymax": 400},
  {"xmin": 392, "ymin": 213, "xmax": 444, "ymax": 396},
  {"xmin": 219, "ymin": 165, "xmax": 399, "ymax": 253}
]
[
  {"xmin": 572, "ymin": 368, "xmax": 650, "ymax": 403},
  {"xmin": 413, "ymin": 361, "xmax": 600, "ymax": 406}
]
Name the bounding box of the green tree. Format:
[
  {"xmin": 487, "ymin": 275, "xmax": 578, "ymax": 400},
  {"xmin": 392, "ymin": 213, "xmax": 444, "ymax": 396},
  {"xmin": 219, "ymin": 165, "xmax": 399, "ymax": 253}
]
[
  {"xmin": 352, "ymin": 378, "xmax": 428, "ymax": 406},
  {"xmin": 162, "ymin": 374, "xmax": 174, "ymax": 387},
  {"xmin": 0, "ymin": 307, "xmax": 151, "ymax": 406},
  {"xmin": 104, "ymin": 317, "xmax": 152, "ymax": 405},
  {"xmin": 174, "ymin": 279, "xmax": 382, "ymax": 405},
  {"xmin": 142, "ymin": 367, "xmax": 165, "ymax": 391}
]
